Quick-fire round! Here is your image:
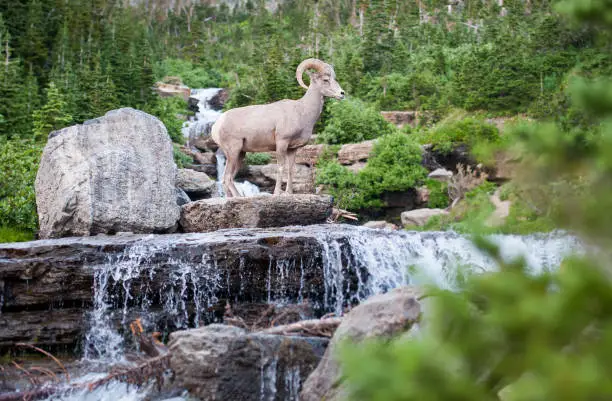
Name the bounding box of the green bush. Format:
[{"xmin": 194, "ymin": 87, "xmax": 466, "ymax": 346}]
[
  {"xmin": 316, "ymin": 133, "xmax": 428, "ymax": 210},
  {"xmin": 417, "ymin": 117, "xmax": 500, "ymax": 154},
  {"xmin": 245, "ymin": 152, "xmax": 271, "ymax": 165},
  {"xmin": 425, "ymin": 179, "xmax": 449, "ymax": 209},
  {"xmin": 0, "ymin": 140, "xmax": 43, "ymax": 235},
  {"xmin": 317, "ymin": 98, "xmax": 397, "ymax": 145},
  {"xmin": 173, "ymin": 144, "xmax": 192, "ymax": 168}
]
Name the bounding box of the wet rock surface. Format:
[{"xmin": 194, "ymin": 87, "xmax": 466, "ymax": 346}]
[
  {"xmin": 300, "ymin": 287, "xmax": 422, "ymax": 401},
  {"xmin": 169, "ymin": 324, "xmax": 327, "ymax": 401},
  {"xmin": 35, "ymin": 108, "xmax": 180, "ymax": 239},
  {"xmin": 180, "ymin": 195, "xmax": 332, "ymax": 232}
]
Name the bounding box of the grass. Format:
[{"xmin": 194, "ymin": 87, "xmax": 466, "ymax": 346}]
[{"xmin": 0, "ymin": 226, "xmax": 35, "ymax": 243}]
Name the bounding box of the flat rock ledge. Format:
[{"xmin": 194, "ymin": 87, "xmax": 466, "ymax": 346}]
[{"xmin": 180, "ymin": 194, "xmax": 333, "ymax": 232}]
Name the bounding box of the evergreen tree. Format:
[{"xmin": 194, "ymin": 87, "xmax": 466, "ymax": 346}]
[{"xmin": 32, "ymin": 81, "xmax": 72, "ymax": 139}]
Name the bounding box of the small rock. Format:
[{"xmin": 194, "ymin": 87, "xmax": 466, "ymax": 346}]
[
  {"xmin": 428, "ymin": 168, "xmax": 453, "ymax": 182},
  {"xmin": 363, "ymin": 221, "xmax": 398, "ymax": 230},
  {"xmin": 401, "ymin": 208, "xmax": 448, "ymax": 227},
  {"xmin": 176, "ymin": 188, "xmax": 191, "ymax": 206},
  {"xmin": 176, "ymin": 169, "xmax": 216, "ymax": 200},
  {"xmin": 380, "ymin": 111, "xmax": 418, "ymax": 128},
  {"xmin": 180, "ymin": 195, "xmax": 333, "ymax": 232},
  {"xmin": 300, "ymin": 287, "xmax": 421, "ymax": 401}
]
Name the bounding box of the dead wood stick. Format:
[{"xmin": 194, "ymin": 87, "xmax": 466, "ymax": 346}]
[{"xmin": 258, "ymin": 317, "xmax": 342, "ymax": 337}]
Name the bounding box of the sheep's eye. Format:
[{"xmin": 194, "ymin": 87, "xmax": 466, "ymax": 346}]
[{"xmin": 323, "ymin": 78, "xmax": 330, "ymax": 83}]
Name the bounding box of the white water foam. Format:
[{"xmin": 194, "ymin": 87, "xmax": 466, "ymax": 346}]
[
  {"xmin": 181, "ymin": 88, "xmax": 223, "ymax": 142},
  {"xmin": 215, "ymin": 148, "xmax": 261, "ymax": 197}
]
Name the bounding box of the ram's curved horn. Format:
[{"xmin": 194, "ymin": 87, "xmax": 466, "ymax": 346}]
[{"xmin": 296, "ymin": 58, "xmax": 328, "ymax": 90}]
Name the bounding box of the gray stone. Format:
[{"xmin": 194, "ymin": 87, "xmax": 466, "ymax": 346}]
[
  {"xmin": 176, "ymin": 188, "xmax": 191, "ymax": 206},
  {"xmin": 180, "ymin": 195, "xmax": 333, "ymax": 232},
  {"xmin": 363, "ymin": 221, "xmax": 398, "ymax": 230},
  {"xmin": 401, "ymin": 208, "xmax": 449, "ymax": 227},
  {"xmin": 35, "ymin": 108, "xmax": 180, "ymax": 238},
  {"xmin": 300, "ymin": 287, "xmax": 421, "ymax": 401},
  {"xmin": 428, "ymin": 168, "xmax": 453, "ymax": 182},
  {"xmin": 176, "ymin": 168, "xmax": 216, "ymax": 199},
  {"xmin": 169, "ymin": 324, "xmax": 328, "ymax": 401}
]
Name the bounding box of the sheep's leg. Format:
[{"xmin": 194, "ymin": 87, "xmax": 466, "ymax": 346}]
[
  {"xmin": 285, "ymin": 148, "xmax": 297, "ymax": 195},
  {"xmin": 223, "ymin": 144, "xmax": 243, "ymax": 198},
  {"xmin": 274, "ymin": 141, "xmax": 289, "ymax": 196}
]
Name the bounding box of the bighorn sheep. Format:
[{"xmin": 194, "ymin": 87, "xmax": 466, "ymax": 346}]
[{"xmin": 211, "ymin": 58, "xmax": 345, "ymax": 197}]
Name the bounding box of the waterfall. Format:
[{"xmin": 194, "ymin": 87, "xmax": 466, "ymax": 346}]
[
  {"xmin": 42, "ymin": 226, "xmax": 582, "ymax": 401},
  {"xmin": 215, "ymin": 148, "xmax": 261, "ymax": 197},
  {"xmin": 181, "ymin": 88, "xmax": 223, "ymax": 142}
]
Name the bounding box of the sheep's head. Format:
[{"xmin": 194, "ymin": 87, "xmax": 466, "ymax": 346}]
[{"xmin": 296, "ymin": 58, "xmax": 345, "ymax": 100}]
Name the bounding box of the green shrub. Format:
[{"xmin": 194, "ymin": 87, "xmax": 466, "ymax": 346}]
[
  {"xmin": 417, "ymin": 117, "xmax": 499, "ymax": 155},
  {"xmin": 317, "ymin": 98, "xmax": 397, "ymax": 145},
  {"xmin": 245, "ymin": 152, "xmax": 271, "ymax": 165},
  {"xmin": 316, "ymin": 133, "xmax": 428, "ymax": 210},
  {"xmin": 0, "ymin": 140, "xmax": 43, "ymax": 234},
  {"xmin": 173, "ymin": 144, "xmax": 192, "ymax": 168},
  {"xmin": 425, "ymin": 179, "xmax": 450, "ymax": 209}
]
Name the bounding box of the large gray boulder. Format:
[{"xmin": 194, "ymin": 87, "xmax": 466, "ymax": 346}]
[
  {"xmin": 300, "ymin": 287, "xmax": 421, "ymax": 401},
  {"xmin": 169, "ymin": 324, "xmax": 328, "ymax": 401},
  {"xmin": 35, "ymin": 108, "xmax": 180, "ymax": 238},
  {"xmin": 180, "ymin": 194, "xmax": 333, "ymax": 232}
]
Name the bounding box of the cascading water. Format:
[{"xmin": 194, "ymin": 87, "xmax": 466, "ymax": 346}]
[
  {"xmin": 40, "ymin": 226, "xmax": 583, "ymax": 401},
  {"xmin": 181, "ymin": 88, "xmax": 223, "ymax": 142}
]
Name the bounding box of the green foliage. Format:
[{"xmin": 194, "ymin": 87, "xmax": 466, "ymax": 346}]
[
  {"xmin": 154, "ymin": 59, "xmax": 225, "ymax": 88},
  {"xmin": 31, "ymin": 82, "xmax": 72, "ymax": 139},
  {"xmin": 317, "ymin": 99, "xmax": 397, "ymax": 145},
  {"xmin": 245, "ymin": 152, "xmax": 271, "ymax": 165},
  {"xmin": 342, "ymin": 2, "xmax": 612, "ymax": 400},
  {"xmin": 173, "ymin": 144, "xmax": 192, "ymax": 168},
  {"xmin": 0, "ymin": 140, "xmax": 43, "ymax": 234},
  {"xmin": 0, "ymin": 226, "xmax": 34, "ymax": 243},
  {"xmin": 144, "ymin": 97, "xmax": 187, "ymax": 144},
  {"xmin": 417, "ymin": 117, "xmax": 500, "ymax": 155},
  {"xmin": 317, "ymin": 133, "xmax": 427, "ymax": 210},
  {"xmin": 425, "ymin": 179, "xmax": 449, "ymax": 209}
]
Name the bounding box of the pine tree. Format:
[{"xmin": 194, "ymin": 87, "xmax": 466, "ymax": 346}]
[{"xmin": 32, "ymin": 81, "xmax": 73, "ymax": 139}]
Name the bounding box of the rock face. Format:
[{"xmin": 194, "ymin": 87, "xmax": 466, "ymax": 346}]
[
  {"xmin": 300, "ymin": 287, "xmax": 422, "ymax": 401},
  {"xmin": 265, "ymin": 144, "xmax": 326, "ymax": 167},
  {"xmin": 380, "ymin": 111, "xmax": 418, "ymax": 128},
  {"xmin": 428, "ymin": 168, "xmax": 453, "ymax": 182},
  {"xmin": 237, "ymin": 164, "xmax": 315, "ymax": 194},
  {"xmin": 337, "ymin": 140, "xmax": 375, "ymax": 165},
  {"xmin": 176, "ymin": 168, "xmax": 216, "ymax": 200},
  {"xmin": 169, "ymin": 324, "xmax": 327, "ymax": 401},
  {"xmin": 401, "ymin": 208, "xmax": 449, "ymax": 227},
  {"xmin": 35, "ymin": 108, "xmax": 180, "ymax": 238},
  {"xmin": 180, "ymin": 195, "xmax": 333, "ymax": 232},
  {"xmin": 154, "ymin": 82, "xmax": 191, "ymax": 100}
]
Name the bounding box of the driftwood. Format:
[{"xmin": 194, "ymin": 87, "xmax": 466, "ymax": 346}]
[
  {"xmin": 258, "ymin": 317, "xmax": 342, "ymax": 338},
  {"xmin": 85, "ymin": 353, "xmax": 172, "ymax": 392}
]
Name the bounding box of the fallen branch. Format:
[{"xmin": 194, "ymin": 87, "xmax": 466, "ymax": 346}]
[
  {"xmin": 258, "ymin": 317, "xmax": 342, "ymax": 338},
  {"xmin": 16, "ymin": 343, "xmax": 70, "ymax": 384},
  {"xmin": 85, "ymin": 353, "xmax": 171, "ymax": 392}
]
